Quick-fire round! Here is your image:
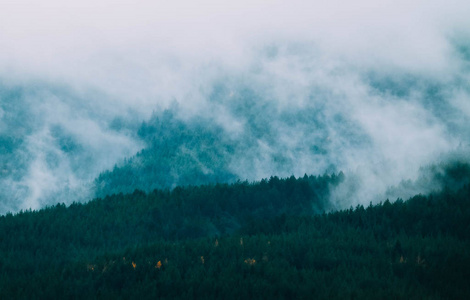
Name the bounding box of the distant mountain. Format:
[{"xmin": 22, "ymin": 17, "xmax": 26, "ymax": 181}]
[
  {"xmin": 93, "ymin": 87, "xmax": 368, "ymax": 198},
  {"xmin": 0, "ymin": 82, "xmax": 142, "ymax": 213},
  {"xmin": 94, "ymin": 108, "xmax": 238, "ymax": 197},
  {"xmin": 2, "ymin": 60, "xmax": 470, "ymax": 213}
]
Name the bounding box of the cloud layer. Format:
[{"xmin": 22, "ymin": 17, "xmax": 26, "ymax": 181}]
[
  {"xmin": 1, "ymin": 0, "xmax": 470, "ymax": 212},
  {"xmin": 2, "ymin": 0, "xmax": 469, "ymax": 107}
]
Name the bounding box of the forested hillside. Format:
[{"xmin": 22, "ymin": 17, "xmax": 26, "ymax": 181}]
[
  {"xmin": 1, "ymin": 173, "xmax": 469, "ymax": 299},
  {"xmin": 93, "ymin": 93, "xmax": 362, "ymax": 198},
  {"xmin": 0, "ymin": 83, "xmax": 143, "ymax": 213},
  {"xmin": 94, "ymin": 108, "xmax": 238, "ymax": 197}
]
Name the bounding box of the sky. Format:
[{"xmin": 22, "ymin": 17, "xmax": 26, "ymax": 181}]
[
  {"xmin": 1, "ymin": 0, "xmax": 470, "ymax": 212},
  {"xmin": 2, "ymin": 0, "xmax": 469, "ymax": 106}
]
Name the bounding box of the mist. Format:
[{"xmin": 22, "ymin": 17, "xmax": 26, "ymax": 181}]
[{"xmin": 1, "ymin": 0, "xmax": 470, "ymax": 213}]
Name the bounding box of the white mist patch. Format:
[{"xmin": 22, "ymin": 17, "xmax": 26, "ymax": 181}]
[
  {"xmin": 0, "ymin": 85, "xmax": 144, "ymax": 213},
  {"xmin": 184, "ymin": 45, "xmax": 470, "ymax": 207},
  {"xmin": 449, "ymin": 90, "xmax": 470, "ymax": 119}
]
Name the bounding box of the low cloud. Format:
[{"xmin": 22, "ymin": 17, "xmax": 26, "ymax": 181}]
[{"xmin": 1, "ymin": 1, "xmax": 470, "ymax": 212}]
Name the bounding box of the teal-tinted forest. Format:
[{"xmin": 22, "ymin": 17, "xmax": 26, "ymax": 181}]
[
  {"xmin": 2, "ymin": 3, "xmax": 470, "ymax": 299},
  {"xmin": 1, "ymin": 171, "xmax": 469, "ymax": 299}
]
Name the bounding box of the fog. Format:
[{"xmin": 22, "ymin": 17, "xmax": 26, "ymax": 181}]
[{"xmin": 1, "ymin": 0, "xmax": 470, "ymax": 212}]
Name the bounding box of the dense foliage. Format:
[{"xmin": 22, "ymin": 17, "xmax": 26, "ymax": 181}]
[
  {"xmin": 93, "ymin": 96, "xmax": 366, "ymax": 198},
  {"xmin": 1, "ymin": 173, "xmax": 469, "ymax": 299},
  {"xmin": 94, "ymin": 109, "xmax": 238, "ymax": 197}
]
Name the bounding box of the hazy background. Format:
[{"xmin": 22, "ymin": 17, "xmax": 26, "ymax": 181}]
[{"xmin": 1, "ymin": 0, "xmax": 470, "ymax": 213}]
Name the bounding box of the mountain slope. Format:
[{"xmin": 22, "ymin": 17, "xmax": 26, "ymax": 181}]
[{"xmin": 1, "ymin": 173, "xmax": 469, "ymax": 299}]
